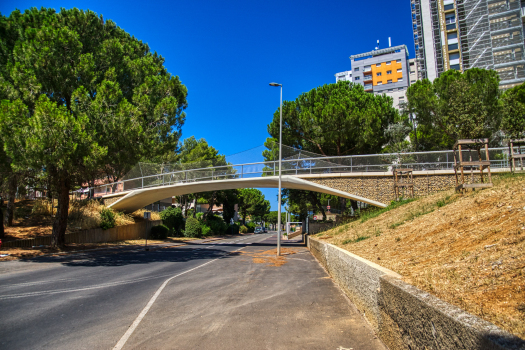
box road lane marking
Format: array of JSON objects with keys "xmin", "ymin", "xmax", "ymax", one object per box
[{"xmin": 112, "ymin": 243, "xmax": 251, "ymax": 350}]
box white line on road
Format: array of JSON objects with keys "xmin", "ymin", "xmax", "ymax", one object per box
[{"xmin": 112, "ymin": 242, "xmax": 253, "ymax": 350}]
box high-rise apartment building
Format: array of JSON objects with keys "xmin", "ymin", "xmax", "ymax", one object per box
[
  {"xmin": 411, "ymin": 0, "xmax": 525, "ymax": 89},
  {"xmin": 334, "ymin": 70, "xmax": 353, "ymax": 82},
  {"xmin": 350, "ymin": 45, "xmax": 412, "ymax": 109}
]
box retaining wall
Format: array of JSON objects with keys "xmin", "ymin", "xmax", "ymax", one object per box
[
  {"xmin": 307, "ymin": 236, "xmax": 525, "ymax": 350},
  {"xmin": 302, "ymin": 170, "xmax": 501, "ymax": 204},
  {"xmin": 3, "ymin": 220, "xmax": 162, "ymax": 248}
]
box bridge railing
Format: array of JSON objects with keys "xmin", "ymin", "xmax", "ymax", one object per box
[{"xmin": 86, "ymin": 147, "xmax": 512, "ymax": 198}]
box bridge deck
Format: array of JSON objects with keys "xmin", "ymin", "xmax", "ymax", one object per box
[{"xmin": 107, "ymin": 175, "xmax": 387, "ymax": 213}]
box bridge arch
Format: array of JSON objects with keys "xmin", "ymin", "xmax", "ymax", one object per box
[{"xmin": 107, "ymin": 175, "xmax": 387, "ymax": 213}]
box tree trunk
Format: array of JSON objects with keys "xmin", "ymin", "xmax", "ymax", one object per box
[
  {"xmin": 5, "ymin": 174, "xmax": 17, "ymax": 227},
  {"xmin": 51, "ymin": 175, "xmax": 71, "ymax": 248},
  {"xmin": 350, "ymin": 200, "xmax": 358, "ymax": 214},
  {"xmin": 0, "ymin": 206, "xmax": 4, "ymax": 239},
  {"xmin": 308, "ymin": 192, "xmax": 326, "ymax": 221},
  {"xmin": 339, "ymin": 197, "xmax": 346, "ymax": 215}
]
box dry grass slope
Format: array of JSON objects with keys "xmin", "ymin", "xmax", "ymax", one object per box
[{"xmin": 316, "ymin": 173, "xmax": 525, "ymax": 339}]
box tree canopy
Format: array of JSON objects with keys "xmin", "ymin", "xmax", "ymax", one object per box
[
  {"xmin": 267, "ymin": 81, "xmax": 399, "ymax": 156},
  {"xmin": 0, "ymin": 8, "xmax": 187, "ymax": 246},
  {"xmin": 501, "ymin": 83, "xmax": 525, "ymax": 140},
  {"xmin": 405, "ymin": 68, "xmax": 500, "ymax": 149},
  {"xmin": 237, "ymin": 189, "xmax": 270, "ymax": 224}
]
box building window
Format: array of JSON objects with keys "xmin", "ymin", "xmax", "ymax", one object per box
[
  {"xmin": 397, "ymin": 68, "xmax": 402, "ymax": 72},
  {"xmin": 387, "ymin": 79, "xmax": 392, "ymax": 83},
  {"xmin": 448, "ymin": 43, "xmax": 458, "ymax": 50},
  {"xmin": 377, "ymin": 72, "xmax": 382, "ymax": 76},
  {"xmin": 399, "ymin": 97, "xmax": 405, "ymax": 102},
  {"xmin": 450, "ymin": 64, "xmax": 460, "ymax": 70},
  {"xmin": 446, "ymin": 14, "xmax": 456, "ymax": 30},
  {"xmin": 376, "ymin": 63, "xmax": 382, "ymax": 67},
  {"xmin": 398, "ymin": 78, "xmax": 403, "ymax": 82},
  {"xmin": 411, "ymin": 80, "xmax": 416, "ymax": 83},
  {"xmin": 377, "ymin": 81, "xmax": 382, "ymax": 85},
  {"xmin": 396, "ymin": 59, "xmax": 401, "ymax": 63},
  {"xmin": 387, "ymin": 61, "xmax": 392, "ymax": 65},
  {"xmin": 387, "ymin": 70, "xmax": 392, "ymax": 74},
  {"xmin": 449, "ymin": 52, "xmax": 460, "ymax": 65},
  {"xmin": 444, "ymin": 3, "xmax": 454, "ymax": 11},
  {"xmin": 388, "ymin": 89, "xmax": 394, "ymax": 92},
  {"xmin": 364, "ymin": 65, "xmax": 371, "ymax": 72},
  {"xmin": 354, "ymin": 67, "xmax": 359, "ymax": 71},
  {"xmin": 355, "ymin": 76, "xmax": 360, "ymax": 80}
]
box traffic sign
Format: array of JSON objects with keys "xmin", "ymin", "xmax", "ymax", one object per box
[
  {"xmin": 313, "ymin": 215, "xmax": 318, "ymax": 220},
  {"xmin": 327, "ymin": 205, "xmax": 330, "ymax": 210}
]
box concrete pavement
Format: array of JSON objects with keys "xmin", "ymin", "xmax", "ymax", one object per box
[{"xmin": 0, "ymin": 233, "xmax": 386, "ymax": 350}]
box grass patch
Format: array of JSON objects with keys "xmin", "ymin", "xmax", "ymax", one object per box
[
  {"xmin": 342, "ymin": 235, "xmax": 371, "ymax": 244},
  {"xmin": 359, "ymin": 198, "xmax": 417, "ymax": 223}
]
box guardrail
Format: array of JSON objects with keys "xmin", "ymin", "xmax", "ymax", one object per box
[{"xmin": 84, "ymin": 147, "xmax": 516, "ymax": 198}]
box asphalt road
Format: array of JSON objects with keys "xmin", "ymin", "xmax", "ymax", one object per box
[{"xmin": 0, "ymin": 233, "xmax": 386, "ymax": 350}]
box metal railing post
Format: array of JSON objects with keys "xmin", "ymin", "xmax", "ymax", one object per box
[{"xmin": 241, "ymin": 165, "xmax": 244, "ymax": 178}]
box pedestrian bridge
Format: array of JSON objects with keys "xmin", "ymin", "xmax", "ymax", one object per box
[
  {"xmin": 105, "ymin": 175, "xmax": 387, "ymax": 213},
  {"xmin": 90, "ymin": 146, "xmax": 512, "ymax": 213}
]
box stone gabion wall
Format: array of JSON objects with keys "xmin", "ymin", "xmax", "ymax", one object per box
[
  {"xmin": 103, "ymin": 194, "xmax": 126, "ymax": 206},
  {"xmin": 307, "ymin": 172, "xmax": 494, "ymax": 204}
]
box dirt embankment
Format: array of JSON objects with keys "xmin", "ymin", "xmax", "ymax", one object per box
[{"xmin": 316, "ymin": 173, "xmax": 525, "ymax": 339}]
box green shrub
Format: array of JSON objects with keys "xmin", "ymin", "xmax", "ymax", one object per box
[
  {"xmin": 246, "ymin": 222, "xmax": 256, "ymax": 233},
  {"xmin": 196, "ymin": 212, "xmax": 204, "ymax": 220},
  {"xmin": 160, "ymin": 207, "xmax": 184, "ymax": 236},
  {"xmin": 150, "ymin": 224, "xmax": 169, "ymax": 239},
  {"xmin": 100, "ymin": 208, "xmax": 116, "ymax": 230},
  {"xmin": 239, "ymin": 225, "xmax": 248, "ymax": 233},
  {"xmin": 207, "ymin": 220, "xmax": 227, "ymax": 235},
  {"xmin": 184, "ymin": 217, "xmax": 202, "ymax": 238},
  {"xmin": 201, "ymin": 224, "xmax": 212, "ymax": 236},
  {"xmin": 227, "ymin": 223, "xmax": 240, "ymax": 235}
]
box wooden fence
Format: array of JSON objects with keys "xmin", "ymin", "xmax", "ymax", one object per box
[{"xmin": 2, "ymin": 220, "xmax": 162, "ymax": 248}]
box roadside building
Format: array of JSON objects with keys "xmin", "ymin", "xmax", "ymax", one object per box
[
  {"xmin": 411, "ymin": 0, "xmax": 525, "ymax": 89},
  {"xmin": 334, "ymin": 70, "xmax": 353, "ymax": 82},
  {"xmin": 350, "ymin": 44, "xmax": 412, "ymax": 109}
]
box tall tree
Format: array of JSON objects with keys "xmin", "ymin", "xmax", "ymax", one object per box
[
  {"xmin": 405, "ymin": 68, "xmax": 500, "ymax": 149},
  {"xmin": 237, "ymin": 189, "xmax": 270, "ymax": 224},
  {"xmin": 267, "ymin": 81, "xmax": 398, "ymax": 156},
  {"xmin": 265, "ymin": 81, "xmax": 398, "ymax": 218},
  {"xmin": 501, "ymin": 83, "xmax": 525, "ymax": 140},
  {"xmin": 0, "ymin": 8, "xmax": 187, "ymax": 247}
]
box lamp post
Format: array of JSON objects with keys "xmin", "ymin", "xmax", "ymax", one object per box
[{"xmin": 269, "ymin": 82, "xmax": 282, "ymax": 256}]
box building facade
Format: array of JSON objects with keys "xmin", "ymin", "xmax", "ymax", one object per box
[
  {"xmin": 411, "ymin": 0, "xmax": 525, "ymax": 89},
  {"xmin": 350, "ymin": 45, "xmax": 412, "ymax": 109},
  {"xmin": 335, "ymin": 70, "xmax": 353, "ymax": 82}
]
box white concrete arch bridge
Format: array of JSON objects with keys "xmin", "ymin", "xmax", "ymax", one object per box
[{"xmin": 90, "ymin": 146, "xmax": 512, "ymax": 213}]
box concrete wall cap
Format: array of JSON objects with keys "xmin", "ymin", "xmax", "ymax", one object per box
[{"xmin": 309, "ymin": 237, "xmax": 402, "ymax": 279}]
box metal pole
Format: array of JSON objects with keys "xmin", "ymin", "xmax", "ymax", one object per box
[{"xmin": 277, "ymin": 85, "xmax": 282, "ymax": 256}]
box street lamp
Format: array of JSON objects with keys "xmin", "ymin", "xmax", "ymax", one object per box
[{"xmin": 269, "ymin": 82, "xmax": 282, "ymax": 256}]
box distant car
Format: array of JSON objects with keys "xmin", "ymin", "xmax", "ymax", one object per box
[
  {"xmin": 262, "ymin": 227, "xmax": 267, "ymax": 233},
  {"xmin": 254, "ymin": 227, "xmax": 262, "ymax": 234}
]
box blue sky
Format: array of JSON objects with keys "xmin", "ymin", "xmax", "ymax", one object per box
[{"xmin": 1, "ymin": 0, "xmax": 415, "ymax": 210}]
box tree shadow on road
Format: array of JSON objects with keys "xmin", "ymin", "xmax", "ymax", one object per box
[{"xmin": 17, "ymin": 247, "xmax": 241, "ymax": 268}]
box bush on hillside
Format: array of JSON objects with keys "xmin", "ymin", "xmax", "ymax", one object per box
[
  {"xmin": 204, "ymin": 214, "xmax": 228, "ymax": 235},
  {"xmin": 160, "ymin": 207, "xmax": 184, "ymax": 236},
  {"xmin": 201, "ymin": 223, "xmax": 212, "ymax": 236},
  {"xmin": 100, "ymin": 208, "xmax": 116, "ymax": 230},
  {"xmin": 150, "ymin": 224, "xmax": 169, "ymax": 239},
  {"xmin": 184, "ymin": 217, "xmax": 202, "ymax": 238}
]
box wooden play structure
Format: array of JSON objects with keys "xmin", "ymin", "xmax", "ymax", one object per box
[
  {"xmin": 453, "ymin": 139, "xmax": 493, "ymax": 193},
  {"xmin": 393, "ymin": 168, "xmax": 414, "ymax": 200},
  {"xmin": 508, "ymin": 139, "xmax": 525, "ymax": 173}
]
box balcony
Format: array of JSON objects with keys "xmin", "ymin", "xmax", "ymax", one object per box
[
  {"xmin": 364, "ymin": 84, "xmax": 373, "ymax": 90},
  {"xmin": 364, "ymin": 66, "xmax": 372, "ymax": 72},
  {"xmin": 363, "ymin": 75, "xmax": 373, "ymax": 81},
  {"xmin": 446, "ymin": 23, "xmax": 456, "ymax": 30}
]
